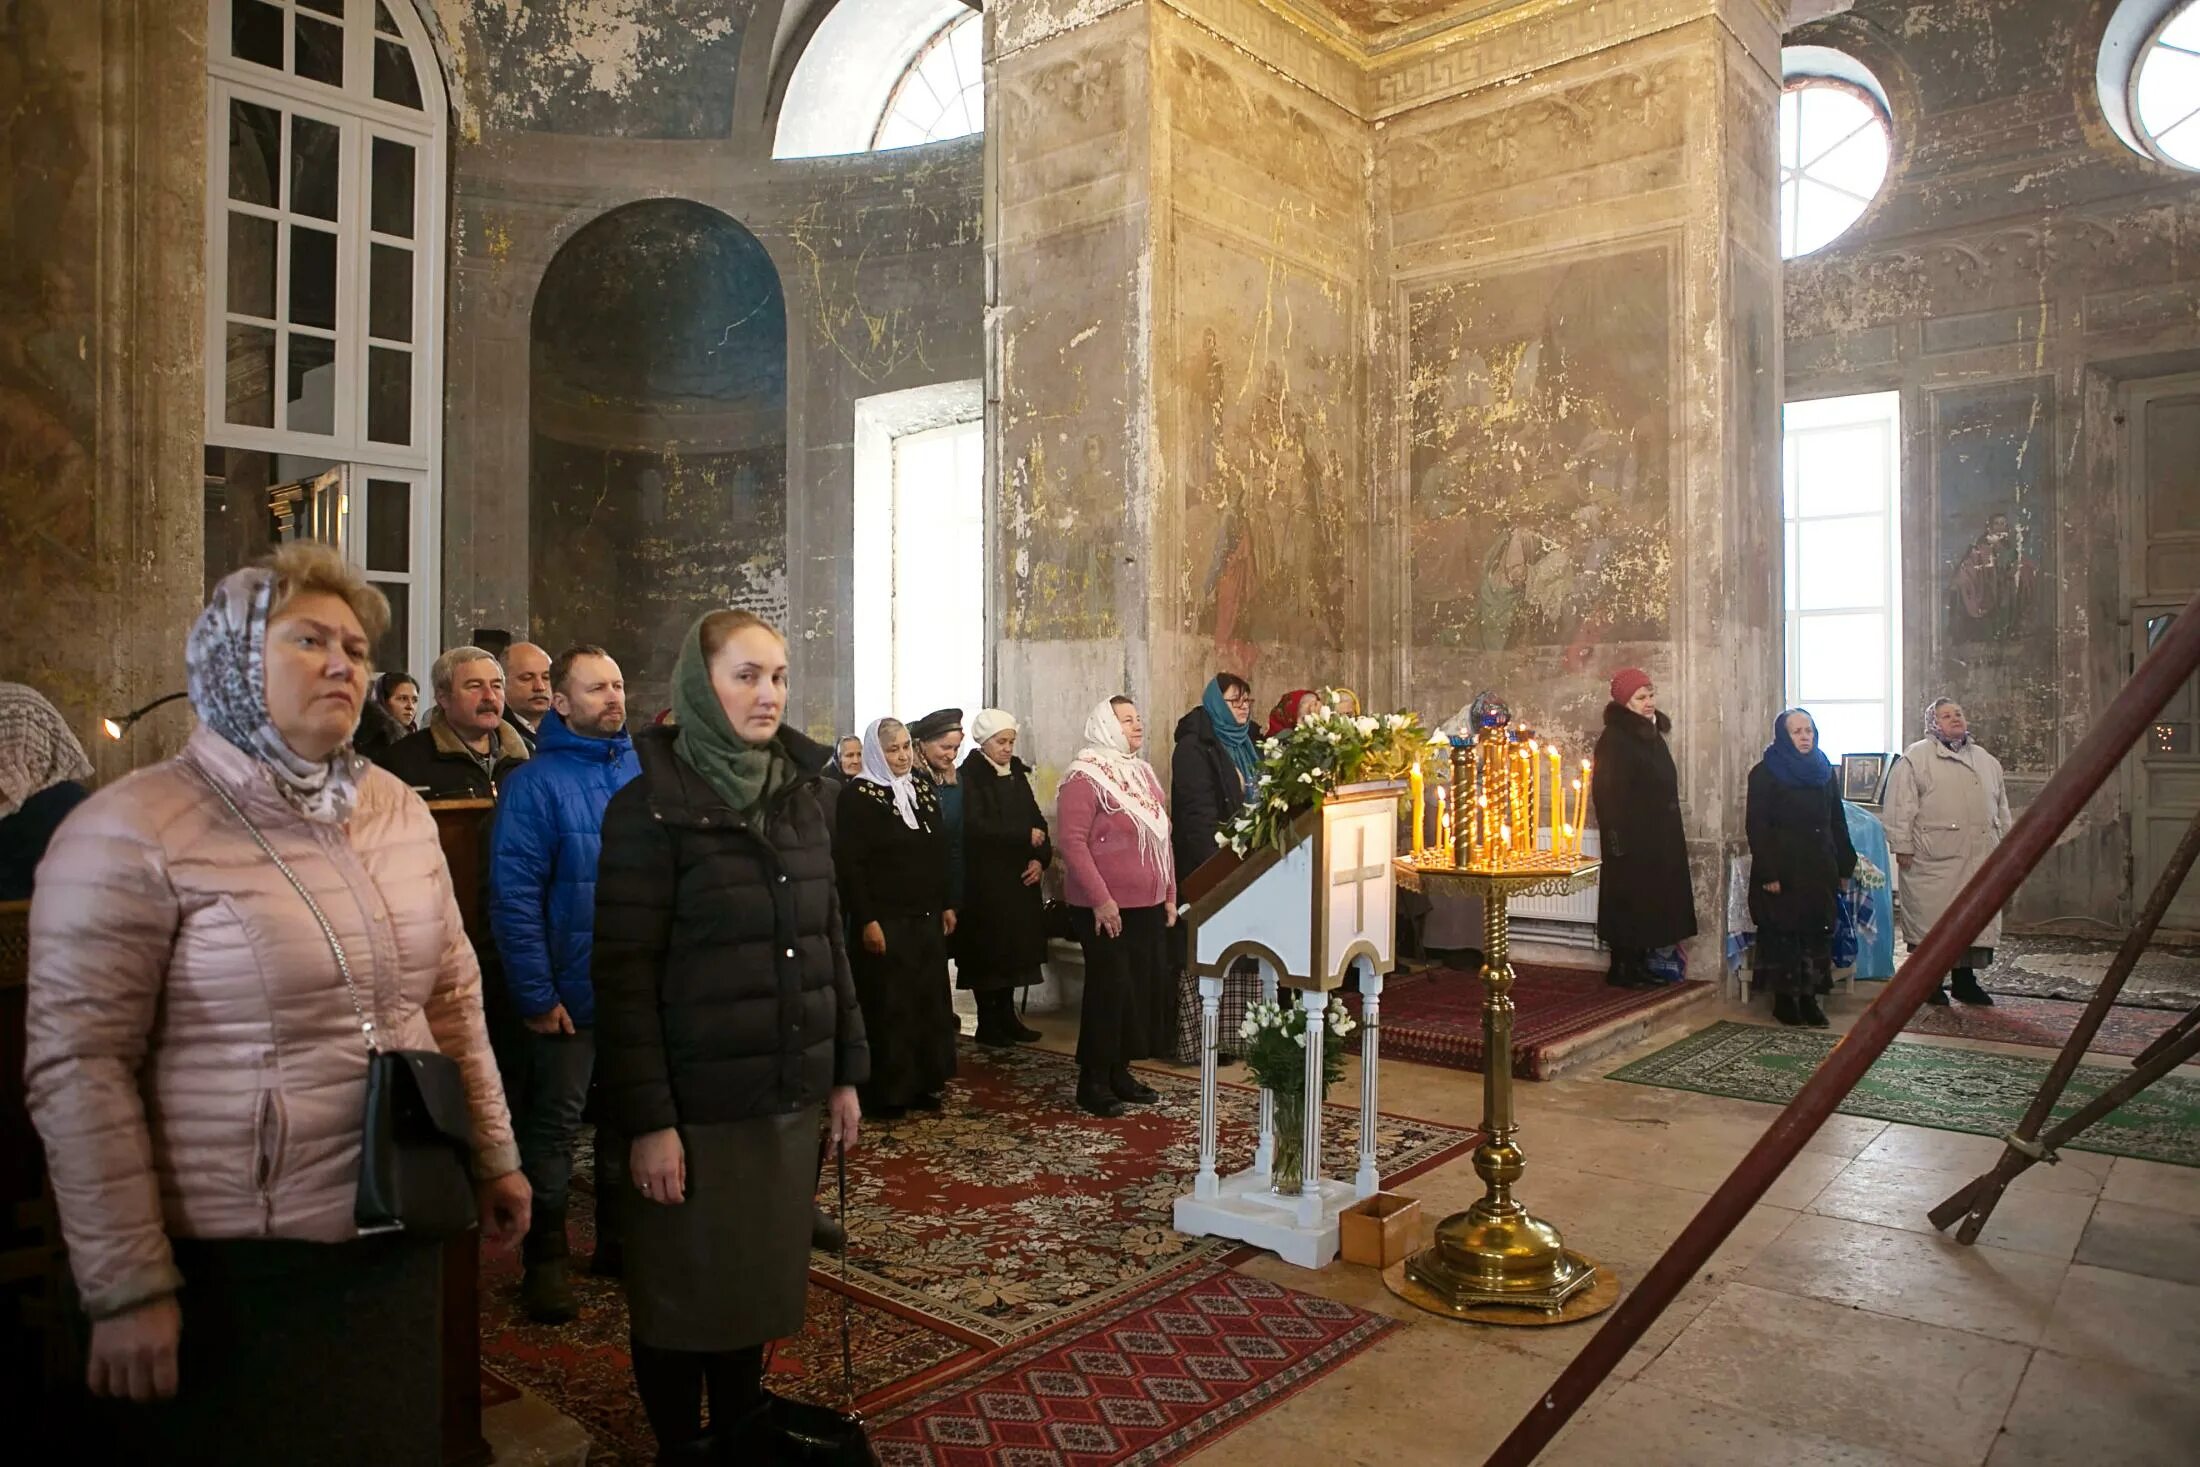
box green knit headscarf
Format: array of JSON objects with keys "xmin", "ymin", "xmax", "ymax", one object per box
[{"xmin": 671, "ymin": 612, "xmax": 794, "ymax": 814}]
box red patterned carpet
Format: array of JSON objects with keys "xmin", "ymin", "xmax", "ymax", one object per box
[
  {"xmin": 1899, "ymin": 991, "xmax": 2185, "ymax": 1058},
  {"xmin": 1348, "ymin": 964, "xmax": 1714, "ymax": 1080},
  {"xmin": 482, "ymin": 1041, "xmax": 1475, "ymax": 1463},
  {"xmin": 868, "ymin": 1262, "xmax": 1395, "ymax": 1466}
]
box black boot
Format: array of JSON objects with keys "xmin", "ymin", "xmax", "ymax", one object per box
[
  {"xmin": 1799, "ymin": 994, "xmax": 1830, "ymax": 1028},
  {"xmin": 1924, "ymin": 984, "xmax": 1951, "ymax": 1007},
  {"xmin": 1772, "ymin": 993, "xmax": 1803, "ymax": 1027},
  {"xmin": 1111, "ymin": 1065, "xmax": 1160, "ymax": 1105},
  {"xmin": 1950, "ymin": 968, "xmax": 1994, "ymax": 1006},
  {"xmin": 590, "ymin": 1239, "xmax": 624, "ymax": 1278},
  {"xmin": 1008, "ymin": 992, "xmax": 1043, "ymax": 1043},
  {"xmin": 811, "ymin": 1203, "xmax": 846, "ymax": 1254},
  {"xmin": 522, "ymin": 1255, "xmax": 578, "ymax": 1324},
  {"xmin": 653, "ymin": 1435, "xmax": 720, "ymax": 1465},
  {"xmin": 1077, "ymin": 1068, "xmax": 1125, "ymax": 1117},
  {"xmin": 974, "ymin": 991, "xmax": 1017, "ymax": 1048}
]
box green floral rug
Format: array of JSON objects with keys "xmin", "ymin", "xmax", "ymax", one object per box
[{"xmin": 1608, "ymin": 1021, "xmax": 2200, "ymax": 1169}]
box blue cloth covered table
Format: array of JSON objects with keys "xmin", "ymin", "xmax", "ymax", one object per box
[{"xmin": 1841, "ymin": 803, "xmax": 1896, "ymax": 980}]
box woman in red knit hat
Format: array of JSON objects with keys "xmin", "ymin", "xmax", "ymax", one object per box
[{"xmin": 1590, "ymin": 669, "xmax": 1697, "ymax": 987}]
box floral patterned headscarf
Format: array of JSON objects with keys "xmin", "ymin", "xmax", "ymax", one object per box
[{"xmin": 187, "ymin": 566, "xmax": 365, "ymax": 824}]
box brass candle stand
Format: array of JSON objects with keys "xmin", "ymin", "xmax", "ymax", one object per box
[{"xmin": 1388, "ymin": 853, "xmax": 1613, "ymax": 1321}]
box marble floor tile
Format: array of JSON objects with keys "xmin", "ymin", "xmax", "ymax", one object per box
[
  {"xmin": 1740, "ymin": 1211, "xmax": 2067, "ymax": 1345},
  {"xmin": 2101, "ymin": 1155, "xmax": 2200, "ymax": 1218},
  {"xmin": 2072, "ymin": 1197, "xmax": 2200, "ymax": 1286},
  {"xmin": 1986, "ymin": 1348, "xmax": 2200, "ymax": 1467},
  {"xmin": 1638, "ymin": 1281, "xmax": 2031, "ymax": 1466},
  {"xmin": 2040, "ymin": 1262, "xmax": 2200, "ymax": 1378},
  {"xmin": 1808, "ymin": 1158, "xmax": 2098, "ymax": 1260},
  {"xmin": 1555, "ymin": 1376, "xmax": 1938, "ymax": 1466},
  {"xmin": 1853, "ymin": 1124, "xmax": 2113, "ymax": 1195}
]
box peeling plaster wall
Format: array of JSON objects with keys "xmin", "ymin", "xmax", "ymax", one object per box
[
  {"xmin": 1785, "ymin": 0, "xmax": 2200, "ymax": 930},
  {"xmin": 434, "ymin": 1, "xmax": 983, "ymax": 740},
  {"xmin": 0, "ymin": 2, "xmax": 205, "ymax": 772},
  {"xmin": 1378, "ymin": 17, "xmax": 1784, "ymax": 964}
]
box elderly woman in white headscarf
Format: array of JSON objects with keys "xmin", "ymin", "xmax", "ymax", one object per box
[
  {"xmin": 0, "ymin": 682, "xmax": 95, "ymax": 900},
  {"xmin": 1055, "ymin": 696, "xmax": 1175, "ymax": 1118},
  {"xmin": 1882, "ymin": 695, "xmax": 2011, "ymax": 1007},
  {"xmin": 954, "ymin": 709, "xmax": 1053, "ymax": 1047},
  {"xmin": 835, "ymin": 716, "xmax": 957, "ymax": 1118},
  {"xmin": 23, "ymin": 543, "xmax": 526, "ymax": 1462}
]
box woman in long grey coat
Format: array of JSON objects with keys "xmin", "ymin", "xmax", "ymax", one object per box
[{"xmin": 1881, "ymin": 697, "xmax": 2011, "ymax": 1006}]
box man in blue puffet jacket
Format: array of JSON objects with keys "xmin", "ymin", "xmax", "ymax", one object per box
[{"xmin": 488, "ymin": 644, "xmax": 639, "ymax": 1323}]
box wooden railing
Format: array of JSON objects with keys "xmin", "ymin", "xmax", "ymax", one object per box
[{"xmin": 1485, "ymin": 588, "xmax": 2200, "ymax": 1466}]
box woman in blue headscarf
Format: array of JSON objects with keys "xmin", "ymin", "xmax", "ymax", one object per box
[{"xmin": 1746, "ymin": 708, "xmax": 1858, "ymax": 1028}]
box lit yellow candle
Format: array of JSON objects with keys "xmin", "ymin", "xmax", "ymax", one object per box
[
  {"xmin": 1550, "ymin": 749, "xmax": 1562, "ymax": 851},
  {"xmin": 1574, "ymin": 762, "xmax": 1590, "ymax": 851},
  {"xmin": 1408, "ymin": 760, "xmax": 1425, "ymax": 857}
]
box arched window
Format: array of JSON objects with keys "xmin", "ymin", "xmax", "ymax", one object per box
[
  {"xmin": 1779, "ymin": 52, "xmax": 1893, "ymax": 259},
  {"xmin": 204, "ymin": 0, "xmax": 447, "ymax": 679},
  {"xmin": 873, "ymin": 12, "xmax": 983, "ymax": 151},
  {"xmin": 2133, "ymin": 2, "xmax": 2200, "ymax": 168},
  {"xmin": 773, "ymin": 0, "xmax": 981, "ymax": 160}
]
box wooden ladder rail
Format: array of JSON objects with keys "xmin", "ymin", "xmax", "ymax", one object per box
[{"xmin": 1483, "ymin": 587, "xmax": 2200, "ymax": 1467}]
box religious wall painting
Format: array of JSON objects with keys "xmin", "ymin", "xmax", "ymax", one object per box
[
  {"xmin": 1406, "ymin": 245, "xmax": 1676, "ymax": 667},
  {"xmin": 1929, "ymin": 377, "xmax": 2059, "ymax": 771},
  {"xmin": 1172, "ymin": 223, "xmax": 1360, "ymax": 680},
  {"xmin": 1001, "ymin": 426, "xmax": 1124, "ymax": 642}
]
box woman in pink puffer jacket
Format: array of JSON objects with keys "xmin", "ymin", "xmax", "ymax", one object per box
[{"xmin": 24, "ymin": 544, "xmax": 528, "ymax": 1462}]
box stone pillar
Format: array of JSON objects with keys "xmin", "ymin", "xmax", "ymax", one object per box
[
  {"xmin": 988, "ymin": 0, "xmax": 1373, "ymax": 796},
  {"xmin": 0, "ymin": 1, "xmax": 207, "ymax": 772},
  {"xmin": 1383, "ymin": 0, "xmax": 1786, "ymax": 970}
]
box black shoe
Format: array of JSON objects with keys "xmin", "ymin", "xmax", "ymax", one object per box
[
  {"xmin": 521, "ymin": 1258, "xmax": 578, "ymax": 1324},
  {"xmin": 870, "ymin": 1101, "xmax": 907, "ymax": 1120},
  {"xmin": 811, "ymin": 1205, "xmax": 847, "ymax": 1254},
  {"xmin": 1799, "ymin": 995, "xmax": 1830, "ymax": 1028},
  {"xmin": 1111, "ymin": 1066, "xmax": 1160, "ymax": 1104},
  {"xmin": 1077, "ymin": 1072, "xmax": 1125, "ymax": 1118},
  {"xmin": 1772, "ymin": 994, "xmax": 1803, "ymax": 1027},
  {"xmin": 1950, "ymin": 971, "xmax": 1994, "ymax": 1006},
  {"xmin": 974, "ymin": 1026, "xmax": 1018, "ymax": 1049},
  {"xmin": 589, "ymin": 1240, "xmax": 624, "ymax": 1278},
  {"xmin": 1009, "ymin": 1014, "xmax": 1044, "ymax": 1043},
  {"xmin": 1924, "ymin": 985, "xmax": 1950, "ymax": 1007},
  {"xmin": 912, "ymin": 1092, "xmax": 944, "ymax": 1111},
  {"xmin": 654, "ymin": 1433, "xmax": 720, "ymax": 1465}
]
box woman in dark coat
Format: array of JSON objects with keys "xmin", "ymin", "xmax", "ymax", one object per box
[
  {"xmin": 957, "ymin": 708, "xmax": 1051, "ymax": 1047},
  {"xmin": 594, "ymin": 610, "xmax": 868, "ymax": 1460},
  {"xmin": 1590, "ymin": 668, "xmax": 1697, "ymax": 987},
  {"xmin": 352, "ymin": 671, "xmax": 418, "ymax": 759},
  {"xmin": 1747, "ymin": 708, "xmax": 1857, "ymax": 1028},
  {"xmin": 837, "ymin": 717, "xmax": 958, "ymax": 1117},
  {"xmin": 1167, "ymin": 673, "xmax": 1261, "ymax": 1063}
]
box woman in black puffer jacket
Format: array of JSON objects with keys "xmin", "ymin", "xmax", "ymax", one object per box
[
  {"xmin": 594, "ymin": 610, "xmax": 868, "ymax": 1462},
  {"xmin": 1590, "ymin": 668, "xmax": 1698, "ymax": 987}
]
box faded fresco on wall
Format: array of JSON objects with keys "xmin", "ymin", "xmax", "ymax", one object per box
[
  {"xmin": 1408, "ymin": 245, "xmax": 1675, "ymax": 666},
  {"xmin": 1175, "ymin": 233, "xmax": 1357, "ymax": 679},
  {"xmin": 530, "ymin": 199, "xmax": 787, "ymax": 710},
  {"xmin": 448, "ymin": 0, "xmax": 750, "ymax": 139},
  {"xmin": 1930, "ymin": 377, "xmax": 2057, "ymax": 770}
]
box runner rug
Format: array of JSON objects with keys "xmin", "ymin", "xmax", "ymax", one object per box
[
  {"xmin": 1346, "ymin": 964, "xmax": 1714, "ymax": 1080},
  {"xmin": 866, "ymin": 1261, "xmax": 1395, "ymax": 1466},
  {"xmin": 1608, "ymin": 1020, "xmax": 2200, "ymax": 1168},
  {"xmin": 483, "ymin": 1040, "xmax": 1475, "ymax": 1463},
  {"xmin": 1900, "ymin": 991, "xmax": 2185, "ymax": 1058}
]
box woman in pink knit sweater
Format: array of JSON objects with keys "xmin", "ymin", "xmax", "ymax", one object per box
[{"xmin": 1055, "ymin": 697, "xmax": 1177, "ymax": 1117}]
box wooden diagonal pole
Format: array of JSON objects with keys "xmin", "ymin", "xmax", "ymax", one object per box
[
  {"xmin": 2131, "ymin": 1000, "xmax": 2200, "ymax": 1071},
  {"xmin": 1928, "ymin": 801, "xmax": 2200, "ymax": 1242}
]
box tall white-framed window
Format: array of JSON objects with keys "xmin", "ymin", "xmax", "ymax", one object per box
[
  {"xmin": 1783, "ymin": 392, "xmax": 1904, "ymax": 761},
  {"xmin": 852, "ymin": 383, "xmax": 985, "ymax": 725},
  {"xmin": 204, "ymin": 0, "xmax": 446, "ymax": 679}
]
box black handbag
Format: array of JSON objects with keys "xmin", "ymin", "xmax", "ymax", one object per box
[
  {"xmin": 760, "ymin": 1149, "xmax": 880, "ymax": 1465},
  {"xmin": 193, "ymin": 765, "xmax": 479, "ymax": 1238}
]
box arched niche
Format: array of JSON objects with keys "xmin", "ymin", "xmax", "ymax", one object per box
[{"xmin": 529, "ymin": 199, "xmax": 789, "ymax": 712}]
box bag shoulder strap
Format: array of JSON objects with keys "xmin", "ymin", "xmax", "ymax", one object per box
[{"xmin": 185, "ymin": 759, "xmax": 382, "ymax": 1055}]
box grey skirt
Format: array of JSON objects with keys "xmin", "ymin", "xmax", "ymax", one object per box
[{"xmin": 622, "ymin": 1106, "xmax": 821, "ymax": 1352}]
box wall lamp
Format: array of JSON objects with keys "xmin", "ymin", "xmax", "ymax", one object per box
[{"xmin": 103, "ymin": 691, "xmax": 189, "ymax": 741}]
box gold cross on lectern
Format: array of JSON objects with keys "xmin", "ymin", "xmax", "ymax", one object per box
[{"xmin": 1331, "ymin": 823, "xmax": 1386, "ymax": 931}]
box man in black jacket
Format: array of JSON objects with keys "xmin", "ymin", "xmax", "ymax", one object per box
[{"xmin": 376, "ymin": 645, "xmax": 531, "ymax": 799}]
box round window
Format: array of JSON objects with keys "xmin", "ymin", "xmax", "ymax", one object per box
[
  {"xmin": 1780, "ymin": 76, "xmax": 1893, "ymax": 259},
  {"xmin": 2134, "ymin": 2, "xmax": 2200, "ymax": 168}
]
